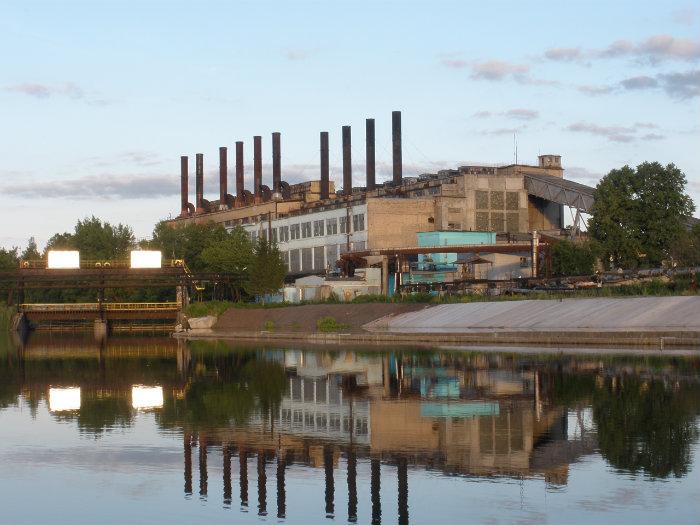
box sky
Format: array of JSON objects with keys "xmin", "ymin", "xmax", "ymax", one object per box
[{"xmin": 1, "ymin": 0, "xmax": 699, "ymax": 250}]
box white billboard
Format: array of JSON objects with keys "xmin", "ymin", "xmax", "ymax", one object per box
[
  {"xmin": 131, "ymin": 385, "xmax": 164, "ymax": 410},
  {"xmin": 130, "ymin": 250, "xmax": 162, "ymax": 269},
  {"xmin": 48, "ymin": 387, "xmax": 81, "ymax": 412},
  {"xmin": 47, "ymin": 251, "xmax": 80, "ymax": 269}
]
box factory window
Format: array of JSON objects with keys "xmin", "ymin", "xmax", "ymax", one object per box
[
  {"xmin": 353, "ymin": 241, "xmax": 366, "ymax": 251},
  {"xmin": 490, "ymin": 191, "xmax": 505, "ymax": 209},
  {"xmin": 490, "ymin": 212, "xmax": 505, "ymax": 232},
  {"xmin": 301, "ymin": 247, "xmax": 313, "ymax": 270},
  {"xmin": 326, "ymin": 218, "xmax": 338, "ymax": 235},
  {"xmin": 313, "ymin": 246, "xmax": 324, "ymax": 269},
  {"xmin": 339, "ymin": 216, "xmax": 348, "ymax": 234},
  {"xmin": 520, "ymin": 257, "xmax": 529, "ymax": 268},
  {"xmin": 271, "ymin": 228, "xmax": 278, "ymax": 243},
  {"xmin": 448, "ymin": 222, "xmax": 462, "ymax": 230},
  {"xmin": 260, "ymin": 229, "xmax": 267, "ymax": 242},
  {"xmin": 353, "ymin": 213, "xmax": 365, "ymax": 231},
  {"xmin": 290, "ymin": 224, "xmax": 300, "ymax": 240},
  {"xmin": 428, "ymin": 186, "xmax": 441, "ymax": 195},
  {"xmin": 281, "ymin": 251, "xmax": 290, "ymax": 270},
  {"xmin": 279, "ymin": 225, "xmax": 289, "ymax": 243},
  {"xmin": 475, "ymin": 191, "xmax": 489, "ymax": 209},
  {"xmin": 506, "ymin": 192, "xmax": 519, "ymax": 210},
  {"xmin": 325, "ymin": 245, "xmax": 338, "ymax": 267},
  {"xmin": 506, "ymin": 213, "xmax": 520, "ymax": 233},
  {"xmin": 313, "ymin": 219, "xmax": 325, "ymax": 237},
  {"xmin": 301, "ymin": 222, "xmax": 312, "ymax": 238},
  {"xmin": 476, "ymin": 212, "xmax": 489, "ymax": 231},
  {"xmin": 289, "ymin": 250, "xmax": 300, "ymax": 272}
]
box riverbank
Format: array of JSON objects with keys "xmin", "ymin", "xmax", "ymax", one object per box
[{"xmin": 180, "ymin": 296, "xmax": 700, "ymax": 349}]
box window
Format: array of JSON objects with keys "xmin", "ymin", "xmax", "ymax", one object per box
[
  {"xmin": 290, "ymin": 224, "xmax": 300, "ymax": 240},
  {"xmin": 326, "ymin": 245, "xmax": 338, "ymax": 267},
  {"xmin": 314, "ymin": 246, "xmax": 324, "ymax": 269},
  {"xmin": 353, "ymin": 213, "xmax": 365, "ymax": 232},
  {"xmin": 271, "ymin": 227, "xmax": 277, "ymax": 243},
  {"xmin": 279, "ymin": 225, "xmax": 289, "ymax": 243},
  {"xmin": 520, "ymin": 257, "xmax": 529, "ymax": 268},
  {"xmin": 339, "ymin": 216, "xmax": 348, "ymax": 234},
  {"xmin": 301, "ymin": 222, "xmax": 312, "ymax": 238},
  {"xmin": 289, "ymin": 250, "xmax": 300, "ymax": 272},
  {"xmin": 326, "ymin": 218, "xmax": 338, "ymax": 235},
  {"xmin": 301, "ymin": 247, "xmax": 312, "ymax": 270},
  {"xmin": 313, "ymin": 219, "xmax": 325, "ymax": 237},
  {"xmin": 250, "ymin": 231, "xmax": 257, "ymax": 244},
  {"xmin": 353, "ymin": 241, "xmax": 366, "ymax": 251}
]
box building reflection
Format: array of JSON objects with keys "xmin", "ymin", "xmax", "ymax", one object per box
[{"xmin": 2, "ymin": 333, "xmax": 700, "ymax": 523}]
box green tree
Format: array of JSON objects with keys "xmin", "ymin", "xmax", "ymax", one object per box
[
  {"xmin": 20, "ymin": 237, "xmax": 41, "ymax": 262},
  {"xmin": 671, "ymin": 221, "xmax": 700, "ymax": 267},
  {"xmin": 551, "ymin": 240, "xmax": 599, "ymax": 276},
  {"xmin": 44, "ymin": 217, "xmax": 135, "ymax": 261},
  {"xmin": 200, "ymin": 226, "xmax": 253, "ymax": 300},
  {"xmin": 150, "ymin": 221, "xmax": 229, "ymax": 272},
  {"xmin": 589, "ymin": 162, "xmax": 695, "ymax": 268},
  {"xmin": 0, "ymin": 248, "xmax": 19, "ymax": 271},
  {"xmin": 245, "ymin": 236, "xmax": 286, "ymax": 300}
]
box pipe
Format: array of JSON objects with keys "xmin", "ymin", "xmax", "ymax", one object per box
[
  {"xmin": 392, "ymin": 110, "xmax": 402, "ymax": 185},
  {"xmin": 366, "ymin": 118, "xmax": 376, "ymax": 191},
  {"xmin": 235, "ymin": 141, "xmax": 244, "ymax": 197},
  {"xmin": 219, "ymin": 146, "xmax": 228, "ymax": 207},
  {"xmin": 254, "ymin": 135, "xmax": 262, "ymax": 198},
  {"xmin": 342, "ymin": 125, "xmax": 352, "ymax": 196},
  {"xmin": 180, "ymin": 155, "xmax": 189, "ymax": 216},
  {"xmin": 320, "ymin": 131, "xmax": 329, "ymax": 200},
  {"xmin": 272, "ymin": 132, "xmax": 281, "ymax": 193},
  {"xmin": 195, "ymin": 153, "xmax": 204, "ymax": 213}
]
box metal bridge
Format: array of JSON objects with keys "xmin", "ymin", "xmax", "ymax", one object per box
[
  {"xmin": 523, "ymin": 172, "xmax": 595, "ymax": 214},
  {"xmin": 19, "ymin": 302, "xmax": 181, "ymax": 322}
]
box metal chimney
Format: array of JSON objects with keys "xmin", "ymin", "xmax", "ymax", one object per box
[
  {"xmin": 392, "ymin": 110, "xmax": 402, "ymax": 185},
  {"xmin": 235, "ymin": 141, "xmax": 244, "ymax": 197},
  {"xmin": 180, "ymin": 155, "xmax": 189, "ymax": 216},
  {"xmin": 195, "ymin": 153, "xmax": 204, "ymax": 213},
  {"xmin": 342, "ymin": 125, "xmax": 352, "ymax": 196},
  {"xmin": 366, "ymin": 118, "xmax": 376, "ymax": 190},
  {"xmin": 320, "ymin": 131, "xmax": 329, "ymax": 200},
  {"xmin": 219, "ymin": 146, "xmax": 227, "ymax": 206},
  {"xmin": 272, "ymin": 132, "xmax": 281, "ymax": 193},
  {"xmin": 253, "ymin": 135, "xmax": 262, "ymax": 198}
]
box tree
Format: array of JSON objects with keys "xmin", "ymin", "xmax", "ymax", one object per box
[
  {"xmin": 150, "ymin": 221, "xmax": 229, "ymax": 272},
  {"xmin": 0, "ymin": 248, "xmax": 19, "ymax": 271},
  {"xmin": 20, "ymin": 237, "xmax": 41, "ymax": 262},
  {"xmin": 671, "ymin": 221, "xmax": 700, "ymax": 267},
  {"xmin": 44, "ymin": 217, "xmax": 135, "ymax": 260},
  {"xmin": 589, "ymin": 162, "xmax": 695, "ymax": 268},
  {"xmin": 200, "ymin": 227, "xmax": 254, "ymax": 300},
  {"xmin": 245, "ymin": 236, "xmax": 287, "ymax": 301},
  {"xmin": 551, "ymin": 240, "xmax": 599, "ymax": 276}
]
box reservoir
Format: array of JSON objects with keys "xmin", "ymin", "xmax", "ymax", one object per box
[{"xmin": 1, "ymin": 334, "xmax": 699, "ymax": 524}]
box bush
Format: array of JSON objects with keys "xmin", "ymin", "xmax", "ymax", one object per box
[
  {"xmin": 185, "ymin": 300, "xmax": 234, "ymax": 318},
  {"xmin": 316, "ymin": 316, "xmax": 349, "ymax": 332},
  {"xmin": 551, "ymin": 240, "xmax": 598, "ymax": 276},
  {"xmin": 262, "ymin": 320, "xmax": 275, "ymax": 331}
]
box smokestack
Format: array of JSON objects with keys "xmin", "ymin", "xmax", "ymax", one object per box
[
  {"xmin": 253, "ymin": 135, "xmax": 262, "ymax": 197},
  {"xmin": 235, "ymin": 141, "xmax": 244, "ymax": 197},
  {"xmin": 366, "ymin": 118, "xmax": 375, "ymax": 191},
  {"xmin": 180, "ymin": 155, "xmax": 189, "ymax": 216},
  {"xmin": 272, "ymin": 132, "xmax": 281, "ymax": 193},
  {"xmin": 195, "ymin": 153, "xmax": 204, "ymax": 213},
  {"xmin": 342, "ymin": 125, "xmax": 352, "ymax": 196},
  {"xmin": 219, "ymin": 146, "xmax": 227, "ymax": 206},
  {"xmin": 392, "ymin": 110, "xmax": 402, "ymax": 185},
  {"xmin": 320, "ymin": 131, "xmax": 329, "ymax": 200}
]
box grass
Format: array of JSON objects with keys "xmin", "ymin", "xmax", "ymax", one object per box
[{"xmin": 316, "ymin": 316, "xmax": 350, "ymax": 332}]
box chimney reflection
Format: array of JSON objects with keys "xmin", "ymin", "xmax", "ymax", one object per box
[
  {"xmin": 324, "ymin": 446, "xmax": 334, "ymax": 517},
  {"xmin": 371, "ymin": 458, "xmax": 381, "ymax": 525},
  {"xmin": 276, "ymin": 451, "xmax": 286, "ymax": 519},
  {"xmin": 257, "ymin": 452, "xmax": 267, "ymax": 516},
  {"xmin": 239, "ymin": 448, "xmax": 248, "ymax": 508},
  {"xmin": 223, "ymin": 444, "xmax": 232, "ymax": 506},
  {"xmin": 184, "ymin": 432, "xmax": 192, "ymax": 496},
  {"xmin": 198, "ymin": 435, "xmax": 207, "ymax": 499},
  {"xmin": 398, "ymin": 457, "xmax": 409, "ymax": 525},
  {"xmin": 347, "ymin": 451, "xmax": 358, "ymax": 523}
]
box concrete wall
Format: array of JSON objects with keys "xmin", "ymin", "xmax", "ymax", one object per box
[{"xmin": 367, "ymin": 198, "xmax": 435, "ymax": 249}]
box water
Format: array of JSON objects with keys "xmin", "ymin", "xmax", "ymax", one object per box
[{"xmin": 1, "ymin": 333, "xmax": 699, "ymax": 524}]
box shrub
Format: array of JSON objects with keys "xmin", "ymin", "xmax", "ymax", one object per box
[
  {"xmin": 262, "ymin": 320, "xmax": 275, "ymax": 331},
  {"xmin": 316, "ymin": 316, "xmax": 349, "ymax": 332}
]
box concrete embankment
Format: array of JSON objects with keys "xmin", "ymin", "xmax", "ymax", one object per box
[{"xmin": 178, "ymin": 296, "xmax": 700, "ymax": 348}]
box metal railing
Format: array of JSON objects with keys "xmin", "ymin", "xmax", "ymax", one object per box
[
  {"xmin": 18, "ymin": 259, "xmax": 186, "ymax": 270},
  {"xmin": 20, "ymin": 302, "xmax": 179, "ymax": 312}
]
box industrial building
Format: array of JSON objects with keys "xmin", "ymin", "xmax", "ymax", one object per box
[{"xmin": 168, "ymin": 111, "xmax": 595, "ymax": 286}]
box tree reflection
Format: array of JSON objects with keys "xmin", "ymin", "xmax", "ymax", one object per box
[{"xmin": 593, "ymin": 377, "xmax": 700, "ymax": 478}]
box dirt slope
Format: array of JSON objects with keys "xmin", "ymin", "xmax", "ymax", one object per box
[{"xmin": 215, "ymin": 303, "xmax": 426, "ymax": 333}]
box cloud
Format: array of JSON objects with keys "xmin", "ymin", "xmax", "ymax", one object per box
[
  {"xmin": 565, "ymin": 166, "xmax": 603, "ymax": 185},
  {"xmin": 658, "ymin": 69, "xmax": 700, "ymax": 99},
  {"xmin": 620, "ymin": 75, "xmax": 659, "ymax": 89},
  {"xmin": 284, "ymin": 49, "xmax": 311, "ymax": 61},
  {"xmin": 85, "ymin": 150, "xmax": 164, "ymax": 168},
  {"xmin": 1, "ymin": 173, "xmax": 179, "ymax": 200},
  {"xmin": 472, "ymin": 110, "xmax": 492, "ymax": 118},
  {"xmin": 441, "ymin": 58, "xmax": 469, "ymax": 68},
  {"xmin": 565, "ymin": 121, "xmax": 665, "ymax": 143},
  {"xmin": 504, "ymin": 108, "xmax": 539, "ymax": 120},
  {"xmin": 470, "ymin": 60, "xmax": 530, "ymax": 80},
  {"xmin": 577, "ymin": 84, "xmax": 615, "ymax": 96},
  {"xmin": 3, "ymin": 81, "xmax": 112, "ymax": 106},
  {"xmin": 544, "ymin": 47, "xmax": 584, "ymax": 62},
  {"xmin": 544, "ymin": 35, "xmax": 700, "ymax": 65}
]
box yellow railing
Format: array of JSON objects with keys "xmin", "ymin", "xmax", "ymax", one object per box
[
  {"xmin": 18, "ymin": 259, "xmax": 186, "ymax": 270},
  {"xmin": 20, "ymin": 302, "xmax": 180, "ymax": 312}
]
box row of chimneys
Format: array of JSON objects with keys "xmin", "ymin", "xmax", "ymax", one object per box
[{"xmin": 180, "ymin": 111, "xmax": 402, "ymax": 216}]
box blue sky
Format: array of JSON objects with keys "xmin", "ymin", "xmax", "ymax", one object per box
[{"xmin": 2, "ymin": 0, "xmax": 699, "ymax": 249}]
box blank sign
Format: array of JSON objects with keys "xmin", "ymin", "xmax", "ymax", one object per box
[
  {"xmin": 47, "ymin": 251, "xmax": 80, "ymax": 269},
  {"xmin": 130, "ymin": 250, "xmax": 162, "ymax": 269}
]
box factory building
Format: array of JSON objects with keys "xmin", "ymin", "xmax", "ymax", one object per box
[{"xmin": 168, "ymin": 111, "xmax": 593, "ymax": 278}]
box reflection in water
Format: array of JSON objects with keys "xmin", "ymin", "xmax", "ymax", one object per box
[{"xmin": 1, "ymin": 332, "xmax": 700, "ymax": 524}]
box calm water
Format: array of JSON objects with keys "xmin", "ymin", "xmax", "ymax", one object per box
[{"xmin": 1, "ymin": 334, "xmax": 699, "ymax": 525}]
